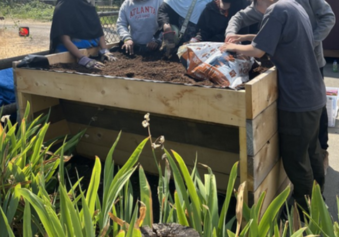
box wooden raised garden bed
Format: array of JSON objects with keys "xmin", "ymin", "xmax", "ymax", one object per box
[{"xmin": 13, "ymin": 46, "xmax": 288, "ymax": 211}]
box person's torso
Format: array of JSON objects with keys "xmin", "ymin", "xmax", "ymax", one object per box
[
  {"xmin": 164, "ymin": 0, "xmax": 211, "ymax": 24},
  {"xmin": 123, "ymin": 0, "xmax": 162, "ymax": 44},
  {"xmin": 200, "ymin": 1, "xmax": 245, "ymax": 41},
  {"xmin": 266, "ymin": 0, "xmax": 326, "ymax": 112}
]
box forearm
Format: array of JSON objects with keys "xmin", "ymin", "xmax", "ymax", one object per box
[
  {"xmin": 232, "ymin": 44, "xmax": 265, "ymax": 58},
  {"xmin": 60, "ymin": 35, "xmax": 84, "ymax": 59},
  {"xmin": 244, "ymin": 34, "xmax": 257, "ymax": 41},
  {"xmin": 98, "ymin": 36, "xmax": 107, "ymax": 50}
]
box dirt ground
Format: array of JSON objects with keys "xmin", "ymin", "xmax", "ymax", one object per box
[
  {"xmin": 51, "ymin": 51, "xmax": 270, "ymax": 88},
  {"xmin": 0, "ymin": 19, "xmax": 51, "ymax": 59}
]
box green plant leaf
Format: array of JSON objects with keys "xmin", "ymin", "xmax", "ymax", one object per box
[
  {"xmin": 227, "ymin": 229, "xmax": 236, "ymax": 237},
  {"xmin": 171, "ymin": 150, "xmax": 202, "ymax": 234},
  {"xmin": 205, "ymin": 172, "xmax": 219, "ymax": 230},
  {"xmin": 174, "ymin": 191, "xmax": 189, "ymax": 227},
  {"xmin": 6, "ymin": 183, "xmax": 21, "ymax": 224},
  {"xmin": 30, "ymin": 123, "xmax": 49, "ymax": 167},
  {"xmin": 86, "ymin": 157, "xmax": 101, "ymax": 217},
  {"xmin": 218, "ymin": 162, "xmax": 238, "ymax": 237},
  {"xmin": 203, "ymin": 206, "xmax": 212, "ymax": 237},
  {"xmin": 100, "ymin": 137, "xmax": 148, "ymax": 229},
  {"xmin": 311, "ymin": 182, "xmax": 335, "ymax": 237},
  {"xmin": 0, "ymin": 206, "xmax": 15, "ymax": 237},
  {"xmin": 290, "ymin": 227, "xmax": 307, "ymax": 237},
  {"xmin": 115, "ymin": 230, "xmax": 126, "ymax": 237},
  {"xmin": 103, "ymin": 131, "xmax": 120, "ymax": 205},
  {"xmin": 164, "ymin": 150, "xmax": 194, "ymax": 227},
  {"xmin": 258, "ymin": 186, "xmax": 290, "ymax": 237},
  {"xmin": 126, "ymin": 204, "xmax": 139, "ymax": 237},
  {"xmin": 81, "ymin": 190, "xmax": 95, "ymax": 237},
  {"xmin": 139, "ymin": 166, "xmax": 153, "ymax": 227},
  {"xmin": 240, "ymin": 219, "xmax": 253, "ymax": 237},
  {"xmin": 23, "ymin": 202, "xmax": 32, "ymax": 237},
  {"xmin": 60, "ymin": 185, "xmax": 83, "ymax": 237},
  {"xmin": 16, "ymin": 188, "xmax": 64, "ymax": 237}
]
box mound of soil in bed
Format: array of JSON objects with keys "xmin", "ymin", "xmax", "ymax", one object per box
[{"xmin": 50, "ymin": 51, "xmax": 272, "ymax": 88}]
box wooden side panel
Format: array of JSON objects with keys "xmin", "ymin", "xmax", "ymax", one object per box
[
  {"xmin": 246, "ymin": 102, "xmax": 278, "ymax": 156},
  {"xmin": 60, "ymin": 100, "xmax": 240, "ymax": 153},
  {"xmin": 45, "ymin": 119, "xmax": 70, "ymax": 141},
  {"xmin": 254, "ymin": 159, "xmax": 288, "ymax": 214},
  {"xmin": 76, "ymin": 140, "xmax": 238, "ymax": 191},
  {"xmin": 239, "ymin": 126, "xmax": 248, "ymax": 203},
  {"xmin": 245, "ymin": 68, "xmax": 278, "ymax": 119},
  {"xmin": 45, "ymin": 44, "xmax": 117, "ymax": 65},
  {"xmin": 69, "ymin": 122, "xmax": 240, "ymax": 176},
  {"xmin": 15, "ymin": 69, "xmax": 247, "ymax": 127},
  {"xmin": 247, "ymin": 132, "xmax": 279, "ymax": 192}
]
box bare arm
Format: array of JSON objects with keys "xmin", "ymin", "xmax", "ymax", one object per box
[
  {"xmin": 226, "ymin": 34, "xmax": 257, "ymax": 43},
  {"xmin": 220, "ymin": 43, "xmax": 265, "ymax": 58},
  {"xmin": 60, "ymin": 35, "xmax": 84, "ymax": 59},
  {"xmin": 98, "ymin": 35, "xmax": 107, "ymax": 50}
]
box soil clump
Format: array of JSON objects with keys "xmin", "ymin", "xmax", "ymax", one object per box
[{"xmin": 50, "ymin": 51, "xmax": 272, "ymax": 88}]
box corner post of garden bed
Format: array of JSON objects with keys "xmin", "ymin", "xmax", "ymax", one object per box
[
  {"xmin": 244, "ymin": 67, "xmax": 289, "ymax": 214},
  {"xmin": 12, "ymin": 60, "xmax": 27, "ymax": 121}
]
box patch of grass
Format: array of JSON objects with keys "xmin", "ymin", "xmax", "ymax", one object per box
[{"xmin": 0, "ymin": 0, "xmax": 54, "ymax": 21}]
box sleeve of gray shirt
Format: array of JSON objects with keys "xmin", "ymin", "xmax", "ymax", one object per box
[
  {"xmin": 309, "ymin": 0, "xmax": 335, "ymax": 44},
  {"xmin": 225, "ymin": 3, "xmax": 263, "ymax": 36},
  {"xmin": 116, "ymin": 3, "xmax": 132, "ymax": 42},
  {"xmin": 252, "ymin": 15, "xmax": 283, "ymax": 57}
]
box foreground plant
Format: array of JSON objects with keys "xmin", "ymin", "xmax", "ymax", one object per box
[
  {"xmin": 2, "ymin": 111, "xmax": 339, "ymax": 237},
  {"xmin": 0, "ymin": 102, "xmax": 85, "ymax": 236}
]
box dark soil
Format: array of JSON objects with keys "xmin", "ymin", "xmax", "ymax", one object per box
[{"xmin": 50, "ymin": 51, "xmax": 272, "ymax": 88}]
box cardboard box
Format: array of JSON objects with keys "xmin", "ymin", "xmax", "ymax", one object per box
[{"xmin": 326, "ymin": 87, "xmax": 339, "ymax": 127}]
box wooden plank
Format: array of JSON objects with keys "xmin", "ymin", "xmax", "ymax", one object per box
[
  {"xmin": 45, "ymin": 119, "xmax": 70, "ymax": 141},
  {"xmin": 324, "ymin": 50, "xmax": 339, "ymax": 58},
  {"xmin": 13, "ymin": 64, "xmax": 29, "ymax": 120},
  {"xmin": 28, "ymin": 95, "xmax": 60, "ymax": 114},
  {"xmin": 68, "ymin": 122, "xmax": 240, "ymax": 176},
  {"xmin": 33, "ymin": 104, "xmax": 65, "ymax": 124},
  {"xmin": 76, "ymin": 140, "xmax": 239, "ymax": 191},
  {"xmin": 239, "ymin": 126, "xmax": 248, "ymax": 204},
  {"xmin": 246, "ymin": 102, "xmax": 278, "ymax": 156},
  {"xmin": 46, "ymin": 43, "xmax": 118, "ymax": 65},
  {"xmin": 254, "ymin": 159, "xmax": 287, "ymax": 215},
  {"xmin": 15, "ymin": 92, "xmax": 31, "ymax": 121},
  {"xmin": 15, "ymin": 69, "xmax": 247, "ymax": 127},
  {"xmin": 245, "ymin": 67, "xmax": 278, "ymax": 119},
  {"xmin": 60, "ymin": 100, "xmax": 240, "ymax": 152},
  {"xmin": 247, "ymin": 132, "xmax": 279, "ymax": 192}
]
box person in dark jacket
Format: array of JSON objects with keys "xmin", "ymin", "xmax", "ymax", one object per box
[
  {"xmin": 157, "ymin": 0, "xmax": 210, "ymax": 56},
  {"xmin": 191, "ymin": 0, "xmax": 248, "ymax": 42},
  {"xmin": 50, "ymin": 0, "xmax": 116, "ymax": 69}
]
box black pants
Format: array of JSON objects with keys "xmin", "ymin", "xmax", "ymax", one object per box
[
  {"xmin": 278, "ymin": 107, "xmax": 325, "ymax": 211},
  {"xmin": 319, "ymin": 67, "xmax": 329, "ymax": 150}
]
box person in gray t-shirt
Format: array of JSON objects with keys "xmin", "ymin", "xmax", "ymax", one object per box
[
  {"xmin": 220, "ymin": 0, "xmax": 326, "ymax": 215},
  {"xmin": 225, "ymin": 0, "xmax": 335, "ymax": 168}
]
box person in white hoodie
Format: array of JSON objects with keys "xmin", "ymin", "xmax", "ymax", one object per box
[{"xmin": 117, "ymin": 0, "xmax": 163, "ymax": 55}]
